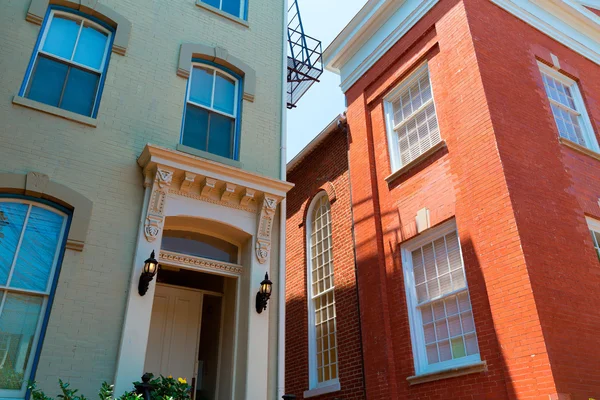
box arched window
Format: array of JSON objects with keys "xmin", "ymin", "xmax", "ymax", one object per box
[
  {"xmin": 181, "ymin": 63, "xmax": 241, "ymax": 160},
  {"xmin": 21, "ymin": 9, "xmax": 114, "ymax": 118},
  {"xmin": 306, "ymin": 192, "xmax": 338, "ymax": 390},
  {"xmin": 161, "ymin": 230, "xmax": 239, "ymax": 264},
  {"xmin": 0, "ymin": 198, "xmax": 69, "ymax": 398}
]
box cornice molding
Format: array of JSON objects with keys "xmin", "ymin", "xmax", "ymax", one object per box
[{"xmin": 159, "ymin": 250, "xmax": 243, "ymax": 276}]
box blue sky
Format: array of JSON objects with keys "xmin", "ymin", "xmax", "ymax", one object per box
[{"xmin": 286, "ymin": 0, "xmax": 368, "ymax": 161}]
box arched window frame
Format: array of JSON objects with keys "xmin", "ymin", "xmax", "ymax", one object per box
[
  {"xmin": 305, "ymin": 192, "xmax": 339, "ymax": 393},
  {"xmin": 0, "ymin": 196, "xmax": 71, "ymax": 399},
  {"xmin": 181, "ymin": 61, "xmax": 244, "ymax": 161},
  {"xmin": 19, "ymin": 6, "xmax": 115, "ymax": 119}
]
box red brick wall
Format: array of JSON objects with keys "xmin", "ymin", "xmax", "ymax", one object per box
[
  {"xmin": 463, "ymin": 1, "xmax": 600, "ymax": 398},
  {"xmin": 285, "ymin": 126, "xmax": 366, "ymax": 399}
]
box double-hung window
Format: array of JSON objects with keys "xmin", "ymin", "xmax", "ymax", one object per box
[
  {"xmin": 199, "ymin": 0, "xmax": 247, "ymax": 20},
  {"xmin": 384, "ymin": 63, "xmax": 441, "ymax": 171},
  {"xmin": 0, "ymin": 199, "xmax": 69, "ymax": 398},
  {"xmin": 306, "ymin": 193, "xmax": 339, "ymax": 391},
  {"xmin": 21, "ymin": 9, "xmax": 113, "ymax": 118},
  {"xmin": 587, "ymin": 217, "xmax": 600, "ymax": 261},
  {"xmin": 538, "ymin": 62, "xmax": 599, "ymax": 152},
  {"xmin": 401, "ymin": 221, "xmax": 480, "ymax": 375},
  {"xmin": 182, "ymin": 64, "xmax": 241, "ymax": 160}
]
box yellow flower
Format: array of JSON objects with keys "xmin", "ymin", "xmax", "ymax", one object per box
[
  {"xmin": 178, "ymin": 378, "xmax": 187, "ymax": 384},
  {"xmin": 167, "ymin": 375, "xmax": 172, "ymax": 379}
]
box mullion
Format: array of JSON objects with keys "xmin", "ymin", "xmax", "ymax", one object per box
[{"xmin": 57, "ymin": 66, "xmax": 72, "ymax": 109}]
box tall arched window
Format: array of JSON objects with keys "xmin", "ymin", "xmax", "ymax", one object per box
[
  {"xmin": 0, "ymin": 199, "xmax": 69, "ymax": 398},
  {"xmin": 306, "ymin": 192, "xmax": 338, "ymax": 391}
]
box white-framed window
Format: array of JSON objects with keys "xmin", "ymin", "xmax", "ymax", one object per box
[
  {"xmin": 0, "ymin": 199, "xmax": 68, "ymax": 398},
  {"xmin": 306, "ymin": 193, "xmax": 339, "ymax": 390},
  {"xmin": 384, "ymin": 63, "xmax": 441, "ymax": 172},
  {"xmin": 401, "ymin": 220, "xmax": 480, "ymax": 376},
  {"xmin": 21, "ymin": 9, "xmax": 113, "ymax": 118},
  {"xmin": 200, "ymin": 0, "xmax": 247, "ymax": 20},
  {"xmin": 586, "ymin": 217, "xmax": 600, "ymax": 261},
  {"xmin": 538, "ymin": 62, "xmax": 600, "ymax": 152},
  {"xmin": 182, "ymin": 64, "xmax": 241, "ymax": 160}
]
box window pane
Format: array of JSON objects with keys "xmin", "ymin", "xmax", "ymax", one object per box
[
  {"xmin": 42, "ymin": 16, "xmax": 80, "ymax": 60},
  {"xmin": 61, "ymin": 67, "xmax": 99, "ymax": 116},
  {"xmin": 213, "ymin": 73, "xmax": 236, "ymax": 115},
  {"xmin": 208, "ymin": 113, "xmax": 234, "ymax": 158},
  {"xmin": 182, "ymin": 105, "xmax": 209, "ymax": 151},
  {"xmin": 161, "ymin": 231, "xmax": 238, "ymax": 263},
  {"xmin": 11, "ymin": 206, "xmax": 64, "ymax": 292},
  {"xmin": 0, "ymin": 203, "xmax": 29, "ymax": 286},
  {"xmin": 26, "ymin": 57, "xmax": 68, "ymax": 108},
  {"xmin": 202, "ymin": 0, "xmax": 220, "ymax": 9},
  {"xmin": 73, "ymin": 24, "xmax": 108, "ymax": 70},
  {"xmin": 222, "ymin": 0, "xmax": 242, "ymax": 18},
  {"xmin": 0, "ymin": 292, "xmax": 43, "ymax": 390},
  {"xmin": 189, "ymin": 67, "xmax": 214, "ymax": 108}
]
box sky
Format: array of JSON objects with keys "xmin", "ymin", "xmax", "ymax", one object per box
[{"xmin": 285, "ymin": 0, "xmax": 368, "ymax": 161}]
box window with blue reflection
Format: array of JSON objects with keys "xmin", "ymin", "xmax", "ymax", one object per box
[
  {"xmin": 0, "ymin": 199, "xmax": 68, "ymax": 399},
  {"xmin": 161, "ymin": 231, "xmax": 239, "ymax": 264},
  {"xmin": 182, "ymin": 64, "xmax": 241, "ymax": 160},
  {"xmin": 21, "ymin": 9, "xmax": 113, "ymax": 118},
  {"xmin": 200, "ymin": 0, "xmax": 246, "ymax": 20}
]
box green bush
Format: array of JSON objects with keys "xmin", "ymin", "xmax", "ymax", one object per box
[{"xmin": 27, "ymin": 374, "xmax": 191, "ymax": 400}]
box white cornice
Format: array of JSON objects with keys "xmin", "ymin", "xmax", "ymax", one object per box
[{"xmin": 323, "ymin": 0, "xmax": 439, "ymax": 93}]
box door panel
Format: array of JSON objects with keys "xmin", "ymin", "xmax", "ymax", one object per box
[{"xmin": 145, "ymin": 285, "xmax": 202, "ymax": 382}]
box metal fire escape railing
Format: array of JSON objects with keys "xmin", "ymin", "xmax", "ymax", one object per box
[{"xmin": 287, "ymin": 0, "xmax": 323, "ymax": 109}]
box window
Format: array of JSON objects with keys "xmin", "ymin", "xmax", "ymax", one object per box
[
  {"xmin": 21, "ymin": 9, "xmax": 113, "ymax": 118},
  {"xmin": 587, "ymin": 217, "xmax": 600, "ymax": 261},
  {"xmin": 0, "ymin": 199, "xmax": 68, "ymax": 398},
  {"xmin": 199, "ymin": 0, "xmax": 247, "ymax": 20},
  {"xmin": 161, "ymin": 230, "xmax": 239, "ymax": 264},
  {"xmin": 538, "ymin": 62, "xmax": 599, "ymax": 152},
  {"xmin": 384, "ymin": 63, "xmax": 441, "ymax": 171},
  {"xmin": 306, "ymin": 193, "xmax": 338, "ymax": 389},
  {"xmin": 182, "ymin": 64, "xmax": 241, "ymax": 160},
  {"xmin": 401, "ymin": 221, "xmax": 480, "ymax": 375}
]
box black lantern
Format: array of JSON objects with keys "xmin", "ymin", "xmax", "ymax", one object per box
[
  {"xmin": 138, "ymin": 251, "xmax": 159, "ymax": 296},
  {"xmin": 255, "ymin": 272, "xmax": 273, "ymax": 313}
]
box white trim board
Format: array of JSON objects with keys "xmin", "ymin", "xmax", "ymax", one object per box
[{"xmin": 324, "ymin": 0, "xmax": 600, "ymax": 93}]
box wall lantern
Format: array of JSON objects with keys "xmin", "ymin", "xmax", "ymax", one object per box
[
  {"xmin": 255, "ymin": 272, "xmax": 273, "ymax": 313},
  {"xmin": 138, "ymin": 250, "xmax": 159, "ymax": 296}
]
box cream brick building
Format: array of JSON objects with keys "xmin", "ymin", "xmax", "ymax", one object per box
[{"xmin": 0, "ymin": 0, "xmax": 291, "ymax": 399}]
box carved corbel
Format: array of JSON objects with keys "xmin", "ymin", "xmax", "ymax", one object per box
[
  {"xmin": 180, "ymin": 172, "xmax": 196, "ymax": 193},
  {"xmin": 240, "ymin": 188, "xmax": 255, "ymax": 206},
  {"xmin": 256, "ymin": 195, "xmax": 278, "ymax": 264},
  {"xmin": 201, "ymin": 178, "xmax": 217, "ymax": 197},
  {"xmin": 221, "ymin": 183, "xmax": 236, "ymax": 203},
  {"xmin": 144, "ymin": 167, "xmax": 173, "ymax": 242}
]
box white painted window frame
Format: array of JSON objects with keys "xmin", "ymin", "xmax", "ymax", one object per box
[
  {"xmin": 586, "ymin": 216, "xmax": 600, "ymax": 259},
  {"xmin": 538, "ymin": 61, "xmax": 600, "ymax": 152},
  {"xmin": 400, "ymin": 219, "xmax": 481, "ymax": 376},
  {"xmin": 204, "ymin": 0, "xmax": 246, "ymax": 19},
  {"xmin": 22, "ymin": 9, "xmax": 113, "ymax": 114},
  {"xmin": 0, "ymin": 199, "xmax": 68, "ymax": 399},
  {"xmin": 383, "ymin": 62, "xmax": 441, "ymax": 172},
  {"xmin": 305, "ymin": 192, "xmax": 340, "ymax": 394}
]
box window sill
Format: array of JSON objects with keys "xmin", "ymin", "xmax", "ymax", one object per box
[
  {"xmin": 407, "ymin": 361, "xmax": 487, "ymax": 385},
  {"xmin": 176, "ymin": 144, "xmax": 243, "ymax": 169},
  {"xmin": 12, "ymin": 96, "xmax": 97, "ymax": 127},
  {"xmin": 303, "ymin": 381, "xmax": 340, "ymax": 398},
  {"xmin": 385, "ymin": 140, "xmax": 447, "ymax": 184},
  {"xmin": 195, "ymin": 1, "xmax": 249, "ymax": 27},
  {"xmin": 558, "ymin": 137, "xmax": 600, "ymax": 162}
]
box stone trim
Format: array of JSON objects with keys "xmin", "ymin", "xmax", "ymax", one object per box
[
  {"xmin": 385, "ymin": 141, "xmax": 447, "ymax": 184},
  {"xmin": 0, "ymin": 172, "xmax": 93, "ymax": 251},
  {"xmin": 13, "ymin": 96, "xmax": 98, "ymax": 127},
  {"xmin": 26, "ymin": 0, "xmax": 132, "ymax": 55},
  {"xmin": 176, "ymin": 144, "xmax": 243, "ymax": 169},
  {"xmin": 559, "ymin": 137, "xmax": 600, "ymax": 161},
  {"xmin": 256, "ymin": 196, "xmax": 278, "ymax": 264},
  {"xmin": 406, "ymin": 361, "xmax": 487, "ymax": 385},
  {"xmin": 177, "ymin": 43, "xmax": 256, "ymax": 102},
  {"xmin": 159, "ymin": 250, "xmax": 243, "ymax": 276},
  {"xmin": 195, "ymin": 0, "xmax": 249, "ymax": 27}
]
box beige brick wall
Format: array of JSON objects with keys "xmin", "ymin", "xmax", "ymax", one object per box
[{"xmin": 0, "ymin": 0, "xmax": 284, "ymax": 395}]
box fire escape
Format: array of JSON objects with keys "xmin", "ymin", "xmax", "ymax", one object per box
[{"xmin": 287, "ymin": 0, "xmax": 323, "ymax": 109}]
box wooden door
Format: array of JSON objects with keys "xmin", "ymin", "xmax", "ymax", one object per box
[{"xmin": 144, "ymin": 285, "xmax": 203, "ymax": 382}]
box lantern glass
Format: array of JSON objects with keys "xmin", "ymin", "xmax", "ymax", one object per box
[{"xmin": 144, "ymin": 251, "xmax": 158, "ymax": 275}]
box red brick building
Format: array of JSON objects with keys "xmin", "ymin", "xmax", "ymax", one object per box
[{"xmin": 286, "ymin": 0, "xmax": 600, "ymax": 399}]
